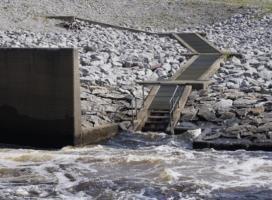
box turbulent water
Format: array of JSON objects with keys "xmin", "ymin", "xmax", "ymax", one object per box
[{"xmin": 0, "ymin": 132, "xmax": 272, "ymax": 200}]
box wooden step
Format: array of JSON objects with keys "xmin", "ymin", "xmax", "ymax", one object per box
[
  {"xmin": 142, "ymin": 124, "xmax": 168, "ymax": 132},
  {"xmin": 145, "ymin": 120, "xmax": 169, "ymax": 124},
  {"xmin": 148, "ymin": 115, "xmax": 170, "ymax": 119},
  {"xmin": 150, "ymin": 110, "xmax": 170, "ymax": 116}
]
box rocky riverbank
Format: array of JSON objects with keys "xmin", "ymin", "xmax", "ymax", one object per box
[{"xmin": 0, "ymin": 5, "xmax": 271, "ymax": 148}]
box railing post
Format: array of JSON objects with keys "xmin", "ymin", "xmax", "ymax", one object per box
[
  {"xmin": 131, "ymin": 97, "xmax": 134, "ymax": 129},
  {"xmin": 169, "ymin": 85, "xmax": 180, "ymax": 135},
  {"xmin": 142, "ymin": 85, "xmax": 145, "ymax": 107},
  {"xmin": 135, "ymin": 97, "xmax": 138, "ymax": 117}
]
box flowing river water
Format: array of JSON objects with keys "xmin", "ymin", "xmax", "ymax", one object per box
[{"xmin": 0, "ymin": 131, "xmax": 272, "ymax": 199}]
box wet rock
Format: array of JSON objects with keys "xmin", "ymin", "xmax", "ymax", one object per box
[
  {"xmin": 119, "ymin": 121, "xmax": 131, "ymax": 131},
  {"xmin": 225, "ymin": 125, "xmax": 240, "ymax": 136},
  {"xmin": 187, "ymin": 128, "xmax": 202, "ymax": 139},
  {"xmin": 248, "ymin": 106, "xmax": 265, "ymax": 115},
  {"xmin": 222, "ymin": 117, "xmax": 240, "ymax": 127},
  {"xmin": 220, "ymin": 111, "xmax": 236, "ymax": 120},
  {"xmin": 262, "ymin": 112, "xmax": 272, "ymax": 123},
  {"xmin": 251, "ymin": 133, "xmax": 268, "ymax": 142},
  {"xmin": 197, "ymin": 106, "xmax": 216, "ymax": 121},
  {"xmin": 225, "ymin": 124, "xmax": 257, "ymax": 138},
  {"xmin": 233, "ymin": 98, "xmax": 257, "ymax": 108},
  {"xmin": 264, "ymin": 102, "xmax": 272, "ymax": 112},
  {"xmin": 235, "ymin": 108, "xmax": 249, "ymax": 118},
  {"xmin": 257, "ymin": 122, "xmax": 272, "ymax": 133},
  {"xmin": 181, "ymin": 107, "xmax": 198, "ymax": 121},
  {"xmin": 177, "ymin": 122, "xmax": 198, "ymax": 131},
  {"xmin": 267, "ymin": 132, "xmax": 272, "ymax": 139}
]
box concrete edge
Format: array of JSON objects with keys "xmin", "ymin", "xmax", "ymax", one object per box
[
  {"xmin": 78, "ymin": 124, "xmax": 120, "ymax": 146},
  {"xmin": 73, "ymin": 49, "xmax": 82, "ymax": 145}
]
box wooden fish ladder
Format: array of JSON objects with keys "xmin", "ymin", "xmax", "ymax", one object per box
[{"xmin": 133, "ymin": 33, "xmax": 233, "ymax": 134}]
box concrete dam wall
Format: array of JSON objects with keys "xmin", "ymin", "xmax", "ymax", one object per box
[{"xmin": 0, "ymin": 48, "xmax": 81, "ymax": 148}]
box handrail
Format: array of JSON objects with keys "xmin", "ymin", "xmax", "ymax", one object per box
[
  {"xmin": 132, "ymin": 97, "xmax": 137, "ymax": 129},
  {"xmin": 169, "ymin": 85, "xmax": 179, "ymax": 111},
  {"xmin": 169, "ymin": 85, "xmax": 182, "ymax": 134}
]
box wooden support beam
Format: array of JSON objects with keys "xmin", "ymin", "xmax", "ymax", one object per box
[{"xmin": 136, "ymin": 80, "xmax": 210, "ymax": 90}]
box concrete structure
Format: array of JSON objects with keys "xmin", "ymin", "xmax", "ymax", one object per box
[{"xmin": 0, "ymin": 48, "xmax": 81, "ymax": 148}]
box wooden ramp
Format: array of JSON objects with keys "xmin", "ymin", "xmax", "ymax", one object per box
[
  {"xmin": 173, "ymin": 33, "xmax": 220, "ymax": 54},
  {"xmin": 175, "ymin": 55, "xmax": 222, "ymax": 80},
  {"xmin": 133, "ymin": 33, "xmax": 228, "ymax": 134}
]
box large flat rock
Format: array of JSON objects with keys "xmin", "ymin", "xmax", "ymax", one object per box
[{"xmin": 193, "ymin": 137, "xmax": 272, "ymax": 151}]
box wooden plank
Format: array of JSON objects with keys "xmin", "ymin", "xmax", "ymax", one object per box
[
  {"xmin": 137, "ymin": 80, "xmax": 210, "ymax": 85},
  {"xmin": 149, "ymin": 85, "xmax": 178, "ymax": 110},
  {"xmin": 198, "ymin": 55, "xmax": 225, "ymax": 80},
  {"xmin": 195, "ymin": 33, "xmax": 222, "ymax": 53},
  {"xmin": 136, "ymin": 80, "xmax": 210, "ymax": 90},
  {"xmin": 171, "ymin": 55, "xmax": 199, "ymax": 80},
  {"xmin": 176, "ymin": 55, "xmax": 220, "ymax": 80},
  {"xmin": 176, "ymin": 33, "xmax": 220, "ymax": 54}
]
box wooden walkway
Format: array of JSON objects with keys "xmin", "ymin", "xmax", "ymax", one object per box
[{"xmin": 133, "ymin": 33, "xmax": 230, "ymax": 133}]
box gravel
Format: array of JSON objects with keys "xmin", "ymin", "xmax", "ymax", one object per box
[{"xmin": 0, "ymin": 0, "xmax": 249, "ymax": 32}]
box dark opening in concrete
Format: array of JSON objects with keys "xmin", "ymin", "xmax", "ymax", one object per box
[{"xmin": 0, "ymin": 48, "xmax": 81, "ymax": 148}]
